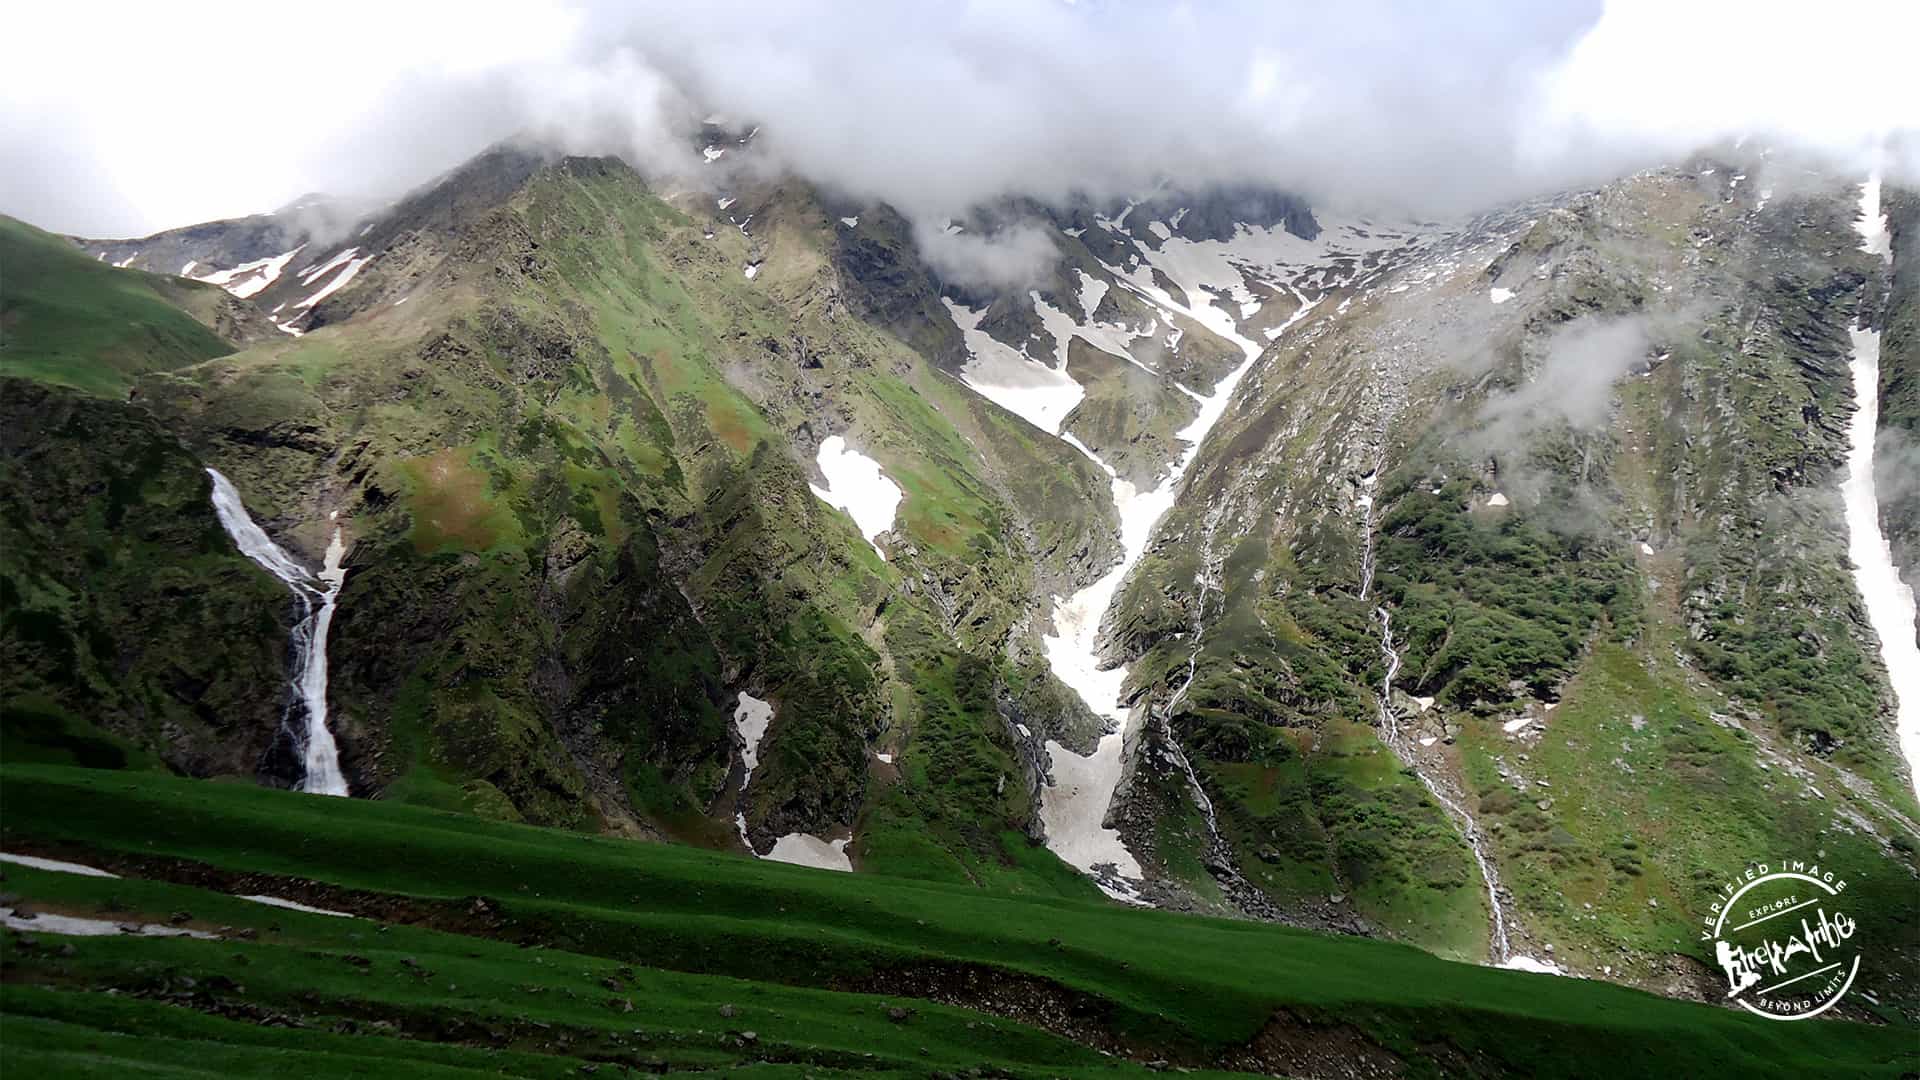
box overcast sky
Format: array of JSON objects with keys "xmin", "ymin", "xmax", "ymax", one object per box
[{"xmin": 4, "ymin": 0, "xmax": 1915, "ymax": 238}]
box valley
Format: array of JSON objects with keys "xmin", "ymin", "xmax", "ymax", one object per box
[{"xmin": 2, "ymin": 108, "xmax": 1918, "ymax": 1076}]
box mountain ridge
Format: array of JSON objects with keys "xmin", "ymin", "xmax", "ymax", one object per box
[{"xmin": 2, "ymin": 137, "xmax": 1916, "ymax": 1021}]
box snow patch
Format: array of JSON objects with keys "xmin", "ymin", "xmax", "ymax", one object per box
[
  {"xmin": 808, "ymin": 435, "xmax": 902, "ymax": 559},
  {"xmin": 1075, "ymin": 270, "xmax": 1110, "ymax": 319},
  {"xmin": 765, "ymin": 834, "xmax": 852, "ymax": 871},
  {"xmin": 298, "ymin": 255, "xmax": 371, "ymax": 309},
  {"xmin": 3, "ymin": 907, "xmax": 216, "ymax": 940},
  {"xmin": 0, "ymin": 853, "xmax": 117, "ymax": 878},
  {"xmin": 1502, "ymin": 954, "xmax": 1571, "ymax": 976},
  {"xmin": 840, "ymin": 216, "xmax": 858, "ymax": 228},
  {"xmin": 240, "ymin": 895, "xmax": 352, "ymax": 917},
  {"xmin": 944, "ymin": 299, "xmax": 1084, "ymax": 434},
  {"xmin": 1490, "ymin": 287, "xmax": 1515, "ymax": 304},
  {"xmin": 298, "ymin": 247, "xmax": 359, "ymax": 287},
  {"xmin": 734, "ymin": 692, "xmax": 774, "ymax": 786},
  {"xmin": 209, "ymin": 246, "xmax": 304, "ymax": 299},
  {"xmin": 1030, "ymin": 292, "xmax": 1156, "ymax": 375}
]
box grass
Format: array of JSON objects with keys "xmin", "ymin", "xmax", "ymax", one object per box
[
  {"xmin": 0, "ymin": 216, "xmax": 237, "ymax": 396},
  {"xmin": 1, "ymin": 763, "xmax": 1915, "ymax": 1078}
]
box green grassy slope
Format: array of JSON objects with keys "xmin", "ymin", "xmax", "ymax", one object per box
[
  {"xmin": 0, "ymin": 216, "xmax": 241, "ymax": 396},
  {"xmin": 2, "ymin": 763, "xmax": 1915, "ymax": 1078}
]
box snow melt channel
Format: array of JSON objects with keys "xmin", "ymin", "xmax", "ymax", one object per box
[
  {"xmin": 1843, "ymin": 175, "xmax": 1920, "ymax": 799},
  {"xmin": 206, "ymin": 469, "xmax": 349, "ymax": 796},
  {"xmin": 1037, "ymin": 290, "xmax": 1309, "ymax": 900}
]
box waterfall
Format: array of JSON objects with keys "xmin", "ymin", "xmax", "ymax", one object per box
[
  {"xmin": 1842, "ymin": 175, "xmax": 1920, "ymax": 798},
  {"xmin": 206, "ymin": 469, "xmax": 349, "ymax": 796}
]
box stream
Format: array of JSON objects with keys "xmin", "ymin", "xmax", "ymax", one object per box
[{"xmin": 1360, "ymin": 468, "xmax": 1513, "ymax": 962}]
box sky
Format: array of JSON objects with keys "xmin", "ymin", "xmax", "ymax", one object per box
[{"xmin": 4, "ymin": 0, "xmax": 1916, "ymax": 238}]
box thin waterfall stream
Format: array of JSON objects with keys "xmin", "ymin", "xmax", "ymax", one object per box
[{"xmin": 1359, "ymin": 467, "xmax": 1513, "ymax": 962}]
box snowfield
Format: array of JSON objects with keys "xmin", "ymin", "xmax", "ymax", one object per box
[{"xmin": 1842, "ymin": 175, "xmax": 1920, "ymax": 798}]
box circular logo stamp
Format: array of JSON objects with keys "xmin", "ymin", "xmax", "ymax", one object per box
[{"xmin": 1704, "ymin": 860, "xmax": 1861, "ymax": 1020}]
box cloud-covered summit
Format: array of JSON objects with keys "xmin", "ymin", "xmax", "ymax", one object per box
[{"xmin": 4, "ymin": 0, "xmax": 1915, "ymax": 238}]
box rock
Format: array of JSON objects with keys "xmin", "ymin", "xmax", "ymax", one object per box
[
  {"xmin": 718, "ymin": 1004, "xmax": 737, "ymax": 1019},
  {"xmin": 887, "ymin": 1006, "xmax": 914, "ymax": 1023}
]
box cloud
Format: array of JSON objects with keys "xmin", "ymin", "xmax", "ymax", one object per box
[
  {"xmin": 1459, "ymin": 309, "xmax": 1696, "ymax": 507},
  {"xmin": 4, "ymin": 0, "xmax": 1917, "ymax": 238},
  {"xmin": 1477, "ymin": 314, "xmax": 1669, "ymax": 440},
  {"xmin": 913, "ymin": 220, "xmax": 1058, "ymax": 290}
]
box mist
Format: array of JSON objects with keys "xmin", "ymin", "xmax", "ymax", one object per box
[{"xmin": 3, "ymin": 0, "xmax": 1916, "ymax": 240}]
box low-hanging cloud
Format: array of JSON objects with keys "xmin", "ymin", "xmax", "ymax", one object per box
[
  {"xmin": 1477, "ymin": 313, "xmax": 1668, "ymax": 440},
  {"xmin": 3, "ymin": 0, "xmax": 1916, "ymax": 238},
  {"xmin": 913, "ymin": 220, "xmax": 1059, "ymax": 290}
]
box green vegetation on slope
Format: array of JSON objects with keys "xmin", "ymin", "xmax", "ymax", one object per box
[
  {"xmin": 0, "ymin": 379, "xmax": 290, "ymax": 779},
  {"xmin": 0, "ymin": 216, "xmax": 239, "ymax": 396},
  {"xmin": 2, "ymin": 763, "xmax": 1914, "ymax": 1079}
]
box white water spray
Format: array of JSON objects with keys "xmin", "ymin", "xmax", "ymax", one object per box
[
  {"xmin": 206, "ymin": 469, "xmax": 349, "ymax": 796},
  {"xmin": 1842, "ymin": 175, "xmax": 1920, "ymax": 799}
]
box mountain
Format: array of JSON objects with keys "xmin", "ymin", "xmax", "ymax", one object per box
[
  {"xmin": 0, "ymin": 216, "xmax": 278, "ymax": 394},
  {"xmin": 2, "ymin": 130, "xmax": 1917, "ymax": 1043},
  {"xmin": 76, "ymin": 193, "xmax": 377, "ymax": 310}
]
